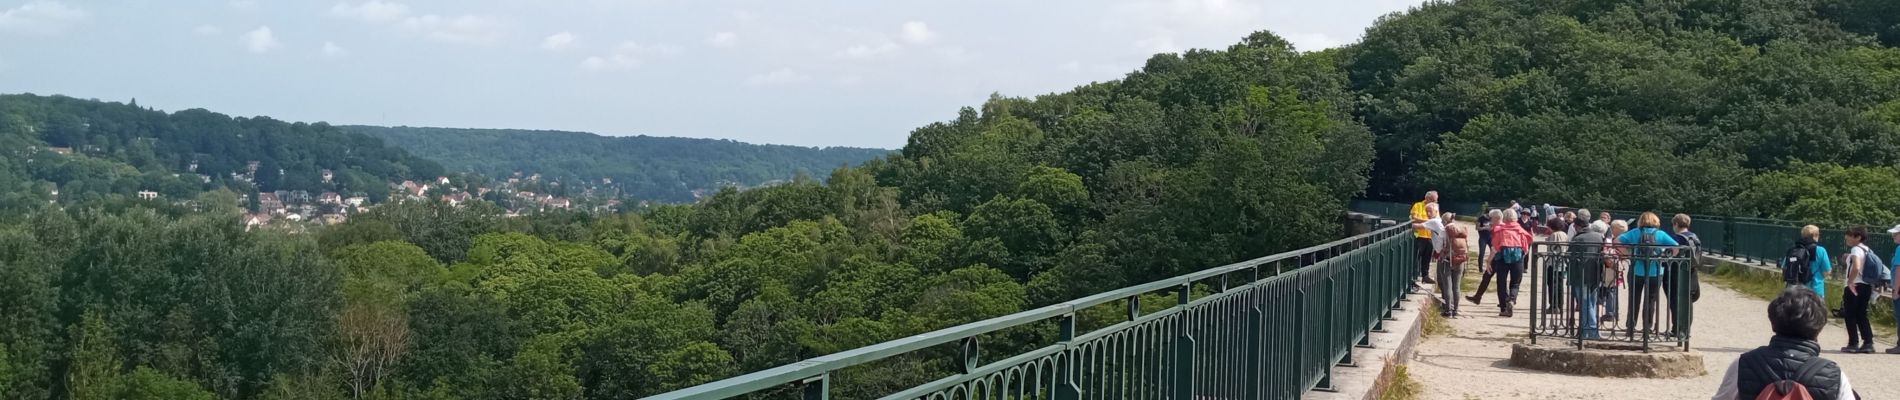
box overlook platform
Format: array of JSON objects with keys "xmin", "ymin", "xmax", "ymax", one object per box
[{"xmin": 1406, "ymin": 221, "xmax": 1900, "ymax": 399}]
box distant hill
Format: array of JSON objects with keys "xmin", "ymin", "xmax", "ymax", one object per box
[
  {"xmin": 0, "ymin": 94, "xmax": 444, "ymax": 211},
  {"xmin": 347, "ymin": 126, "xmax": 892, "ymax": 202}
]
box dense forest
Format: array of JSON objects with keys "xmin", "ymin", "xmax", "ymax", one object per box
[
  {"xmin": 7, "ymin": 0, "xmax": 1900, "ymax": 399},
  {"xmin": 347, "ymin": 126, "xmax": 892, "ymax": 202},
  {"xmin": 1352, "ymin": 0, "xmax": 1900, "ymax": 225},
  {"xmin": 0, "ymin": 94, "xmax": 446, "ymax": 211},
  {"xmin": 0, "ymin": 27, "xmax": 1367, "ymax": 400}
]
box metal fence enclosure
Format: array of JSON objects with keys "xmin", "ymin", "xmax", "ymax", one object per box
[
  {"xmin": 1527, "ymin": 241, "xmax": 1695, "ymax": 351},
  {"xmin": 644, "ymin": 223, "xmax": 1419, "ymax": 400}
]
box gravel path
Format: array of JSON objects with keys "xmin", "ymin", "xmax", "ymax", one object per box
[{"xmin": 1407, "ymin": 221, "xmax": 1900, "ymax": 399}]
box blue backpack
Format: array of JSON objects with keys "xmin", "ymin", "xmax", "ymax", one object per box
[
  {"xmin": 1856, "ymin": 244, "xmax": 1891, "ymax": 286},
  {"xmin": 1497, "ymin": 247, "xmax": 1526, "ymax": 264}
]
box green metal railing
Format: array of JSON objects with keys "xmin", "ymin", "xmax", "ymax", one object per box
[{"xmin": 645, "ymin": 222, "xmax": 1418, "ymax": 399}]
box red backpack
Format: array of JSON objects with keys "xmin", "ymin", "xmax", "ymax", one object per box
[{"xmin": 1754, "ymin": 359, "xmax": 1833, "ymax": 400}]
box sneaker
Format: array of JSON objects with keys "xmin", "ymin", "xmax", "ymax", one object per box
[
  {"xmin": 1884, "ymin": 347, "xmax": 1900, "ymax": 355},
  {"xmin": 1842, "ymin": 346, "xmax": 1861, "ymax": 354},
  {"xmin": 1860, "ymin": 345, "xmax": 1876, "ymax": 354},
  {"xmin": 1421, "ymin": 277, "xmax": 1437, "ymax": 284},
  {"xmin": 1466, "ymin": 295, "xmax": 1483, "ymax": 305}
]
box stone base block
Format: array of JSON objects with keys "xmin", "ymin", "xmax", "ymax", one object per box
[{"xmin": 1508, "ymin": 342, "xmax": 1705, "ymax": 378}]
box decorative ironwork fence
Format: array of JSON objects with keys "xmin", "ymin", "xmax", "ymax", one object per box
[{"xmin": 1527, "ymin": 241, "xmax": 1695, "ymax": 351}]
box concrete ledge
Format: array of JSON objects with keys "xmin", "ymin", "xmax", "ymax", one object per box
[
  {"xmin": 1306, "ymin": 291, "xmax": 1435, "ymax": 400},
  {"xmin": 1509, "ymin": 342, "xmax": 1705, "ymax": 378}
]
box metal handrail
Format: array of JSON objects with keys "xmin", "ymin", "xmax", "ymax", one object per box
[{"xmin": 645, "ymin": 221, "xmax": 1414, "ymax": 399}]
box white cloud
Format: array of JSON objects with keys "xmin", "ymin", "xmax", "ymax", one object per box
[
  {"xmin": 0, "ymin": 1, "xmax": 88, "ymax": 35},
  {"xmin": 193, "ymin": 25, "xmax": 223, "ymax": 36},
  {"xmin": 841, "ymin": 41, "xmax": 898, "ymax": 59},
  {"xmin": 243, "ymin": 26, "xmax": 280, "ymax": 53},
  {"xmin": 900, "ymin": 21, "xmax": 934, "ymax": 44},
  {"xmin": 747, "ymin": 68, "xmax": 810, "ymax": 86},
  {"xmin": 705, "ymin": 31, "xmax": 737, "ymax": 47},
  {"xmin": 1111, "ymin": 0, "xmax": 1266, "ymax": 54},
  {"xmin": 1283, "ymin": 32, "xmax": 1342, "ymax": 51},
  {"xmin": 580, "ymin": 41, "xmax": 680, "ymax": 71},
  {"xmin": 330, "ymin": 0, "xmax": 410, "ymax": 24},
  {"xmin": 401, "ymin": 14, "xmax": 505, "ymax": 44},
  {"xmin": 322, "ymin": 41, "xmax": 349, "ymax": 58},
  {"xmin": 541, "ymin": 32, "xmax": 578, "ymax": 51}
]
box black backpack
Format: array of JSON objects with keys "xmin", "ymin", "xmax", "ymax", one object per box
[{"xmin": 1784, "ymin": 241, "xmax": 1817, "ymax": 286}]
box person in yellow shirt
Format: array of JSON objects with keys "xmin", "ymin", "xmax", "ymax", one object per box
[{"xmin": 1412, "ymin": 191, "xmax": 1438, "ymax": 285}]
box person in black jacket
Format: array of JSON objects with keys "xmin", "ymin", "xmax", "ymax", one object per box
[{"xmin": 1712, "ymin": 286, "xmax": 1858, "ymax": 400}]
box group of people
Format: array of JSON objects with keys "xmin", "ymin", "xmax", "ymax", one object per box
[
  {"xmin": 1407, "ymin": 194, "xmax": 1691, "ymax": 328},
  {"xmin": 1776, "ymin": 223, "xmax": 1900, "ymax": 355},
  {"xmin": 1402, "ymin": 191, "xmax": 1900, "ymax": 399}
]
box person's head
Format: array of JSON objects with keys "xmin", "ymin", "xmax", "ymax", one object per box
[
  {"xmin": 1487, "ymin": 209, "xmax": 1501, "ymax": 222},
  {"xmin": 1587, "ymin": 220, "xmax": 1608, "ymax": 234},
  {"xmin": 1425, "ymin": 202, "xmax": 1440, "ymax": 218},
  {"xmin": 1768, "ymin": 286, "xmax": 1828, "ymax": 340},
  {"xmin": 1846, "ymin": 225, "xmax": 1867, "ymax": 245},
  {"xmin": 1672, "ymin": 213, "xmax": 1692, "ymax": 232},
  {"xmin": 1889, "ymin": 224, "xmax": 1900, "ymax": 244},
  {"xmin": 1638, "ymin": 212, "xmax": 1661, "ymax": 229},
  {"xmin": 1565, "ymin": 211, "xmax": 1577, "ymax": 221},
  {"xmin": 1802, "ymin": 225, "xmax": 1821, "ymax": 240},
  {"xmin": 1425, "ymin": 191, "xmax": 1438, "ymax": 203},
  {"xmin": 1598, "ymin": 212, "xmax": 1611, "ymax": 222},
  {"xmin": 1503, "ymin": 208, "xmax": 1519, "ymax": 223},
  {"xmin": 1577, "ymin": 208, "xmax": 1591, "ymax": 220},
  {"xmin": 1442, "ymin": 212, "xmax": 1456, "ymax": 223},
  {"xmin": 1610, "ymin": 220, "xmax": 1629, "ymax": 236}
]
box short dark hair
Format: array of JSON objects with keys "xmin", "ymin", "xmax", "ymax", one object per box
[
  {"xmin": 1769, "ymin": 286, "xmax": 1828, "ymax": 340},
  {"xmin": 1847, "ymin": 225, "xmax": 1868, "ymax": 240}
]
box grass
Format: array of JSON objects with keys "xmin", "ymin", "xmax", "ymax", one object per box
[
  {"xmin": 1378, "ymin": 364, "xmax": 1423, "ymax": 400},
  {"xmin": 1424, "ymin": 304, "xmax": 1454, "ymax": 337},
  {"xmin": 1704, "ymin": 260, "xmax": 1896, "ymax": 339}
]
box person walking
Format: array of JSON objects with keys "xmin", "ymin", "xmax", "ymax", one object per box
[
  {"xmin": 1411, "ymin": 191, "xmax": 1439, "ymax": 287},
  {"xmin": 1571, "ymin": 222, "xmax": 1608, "ymax": 339},
  {"xmin": 1619, "ymin": 212, "xmax": 1680, "ymax": 337},
  {"xmin": 1712, "ymin": 286, "xmax": 1859, "ymax": 400},
  {"xmin": 1435, "ymin": 211, "xmax": 1468, "ymax": 317},
  {"xmin": 1469, "ymin": 209, "xmax": 1501, "ymax": 305},
  {"xmin": 1485, "ymin": 209, "xmax": 1533, "ymax": 317},
  {"xmin": 1839, "ymin": 226, "xmax": 1877, "ymax": 354}
]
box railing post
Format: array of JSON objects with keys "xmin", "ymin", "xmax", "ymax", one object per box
[
  {"xmin": 1530, "ymin": 243, "xmax": 1539, "ymax": 345},
  {"xmin": 801, "ymin": 374, "xmax": 829, "ymax": 400},
  {"xmin": 1174, "ymin": 284, "xmax": 1194, "ymax": 400},
  {"xmin": 1056, "ymin": 314, "xmax": 1081, "ymax": 400},
  {"xmin": 1246, "ymin": 304, "xmax": 1264, "ymax": 400}
]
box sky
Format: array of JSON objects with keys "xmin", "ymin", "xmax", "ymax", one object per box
[{"xmin": 0, "ymin": 0, "xmax": 1430, "ymax": 149}]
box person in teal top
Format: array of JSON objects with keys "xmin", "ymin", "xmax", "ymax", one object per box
[
  {"xmin": 1801, "ymin": 225, "xmax": 1832, "ymax": 298},
  {"xmin": 1616, "ymin": 212, "xmax": 1680, "ymax": 336}
]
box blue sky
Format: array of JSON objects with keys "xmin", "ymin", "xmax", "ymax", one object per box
[{"xmin": 0, "ymin": 0, "xmax": 1428, "ymax": 148}]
